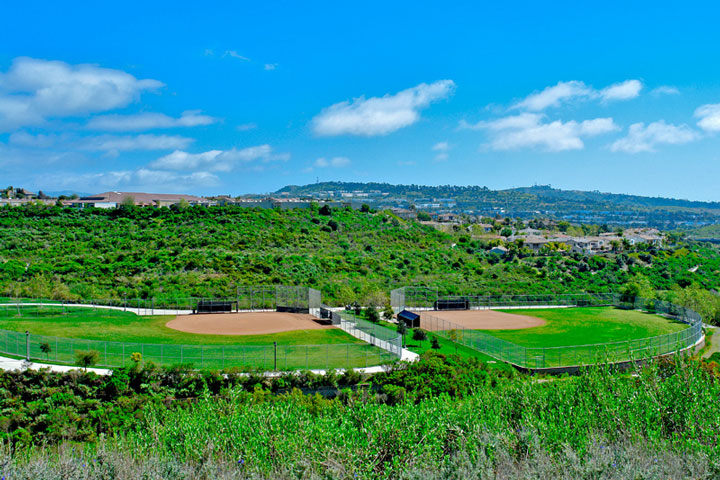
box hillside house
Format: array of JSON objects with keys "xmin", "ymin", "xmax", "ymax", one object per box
[
  {"xmin": 489, "ymin": 245, "xmax": 508, "ymax": 255},
  {"xmin": 71, "ymin": 191, "xmax": 206, "ymax": 208}
]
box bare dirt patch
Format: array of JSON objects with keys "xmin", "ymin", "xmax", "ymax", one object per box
[
  {"xmin": 416, "ymin": 309, "xmax": 546, "ymax": 331},
  {"xmin": 166, "ymin": 311, "xmax": 335, "ymax": 335}
]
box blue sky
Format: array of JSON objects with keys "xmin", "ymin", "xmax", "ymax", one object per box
[{"xmin": 2, "ymin": 1, "xmax": 720, "ymax": 200}]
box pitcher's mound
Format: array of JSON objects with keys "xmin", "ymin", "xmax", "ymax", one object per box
[
  {"xmin": 416, "ymin": 309, "xmax": 545, "ymax": 330},
  {"xmin": 166, "ymin": 311, "xmax": 333, "ymax": 335}
]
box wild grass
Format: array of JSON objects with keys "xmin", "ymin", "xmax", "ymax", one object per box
[{"xmin": 3, "ymin": 356, "xmax": 718, "ymax": 479}]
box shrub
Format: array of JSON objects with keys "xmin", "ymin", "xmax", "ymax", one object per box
[{"xmin": 75, "ymin": 349, "xmax": 101, "ymax": 370}]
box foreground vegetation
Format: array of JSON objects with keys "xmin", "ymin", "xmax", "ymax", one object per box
[{"xmin": 1, "ymin": 353, "xmax": 720, "ymax": 479}]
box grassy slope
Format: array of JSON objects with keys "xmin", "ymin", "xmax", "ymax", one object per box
[
  {"xmin": 0, "ymin": 306, "xmax": 364, "ymax": 346},
  {"xmin": 483, "ymin": 306, "xmax": 688, "ymax": 347}
]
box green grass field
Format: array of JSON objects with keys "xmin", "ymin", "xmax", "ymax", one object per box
[
  {"xmin": 484, "ymin": 307, "xmax": 688, "ymax": 347},
  {"xmin": 0, "ymin": 306, "xmax": 396, "ymax": 370}
]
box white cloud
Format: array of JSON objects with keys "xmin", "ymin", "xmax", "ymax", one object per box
[
  {"xmin": 86, "ymin": 110, "xmax": 217, "ymax": 131},
  {"xmin": 150, "ymin": 144, "xmax": 285, "ymax": 172},
  {"xmin": 312, "ymin": 80, "xmax": 455, "ymax": 136},
  {"xmin": 610, "ymin": 121, "xmax": 699, "ymax": 153},
  {"xmin": 599, "ymin": 80, "xmax": 642, "ymax": 101},
  {"xmin": 236, "ymin": 123, "xmax": 257, "ymax": 131},
  {"xmin": 513, "ymin": 79, "xmax": 642, "ymax": 111},
  {"xmin": 694, "ymin": 103, "xmax": 720, "ymax": 132},
  {"xmin": 651, "ymin": 85, "xmax": 680, "ymax": 96},
  {"xmin": 314, "ymin": 156, "xmax": 351, "ymax": 168},
  {"xmin": 224, "ymin": 51, "xmax": 250, "ymax": 61},
  {"xmin": 431, "ymin": 141, "xmax": 450, "ymax": 161},
  {"xmin": 0, "ymin": 57, "xmax": 162, "ymax": 131},
  {"xmin": 69, "ymin": 168, "xmax": 220, "ymax": 190},
  {"xmin": 9, "ymin": 131, "xmax": 68, "ymax": 148},
  {"xmin": 264, "ymin": 63, "xmax": 278, "ymax": 71},
  {"xmin": 79, "ymin": 134, "xmax": 193, "ymax": 152},
  {"xmin": 466, "ymin": 113, "xmax": 618, "ymax": 151},
  {"xmin": 9, "ymin": 131, "xmax": 192, "ymax": 153},
  {"xmin": 513, "ymin": 81, "xmax": 592, "ymax": 111}
]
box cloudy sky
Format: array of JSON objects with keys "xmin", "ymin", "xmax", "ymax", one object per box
[{"xmin": 2, "ymin": 1, "xmax": 720, "ymax": 199}]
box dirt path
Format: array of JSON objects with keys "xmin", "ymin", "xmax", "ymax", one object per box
[{"xmin": 703, "ymin": 326, "xmax": 719, "ymax": 359}]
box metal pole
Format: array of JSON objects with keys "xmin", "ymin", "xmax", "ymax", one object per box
[
  {"xmin": 273, "ymin": 342, "xmax": 277, "ymax": 371},
  {"xmin": 25, "ymin": 331, "xmax": 29, "ymax": 360}
]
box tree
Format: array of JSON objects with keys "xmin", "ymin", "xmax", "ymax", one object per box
[
  {"xmin": 431, "ymin": 336, "xmax": 441, "ymax": 350},
  {"xmin": 360, "ymin": 204, "xmax": 371, "ymax": 213},
  {"xmin": 448, "ymin": 329, "xmax": 460, "ymax": 354},
  {"xmin": 500, "ymin": 227, "xmax": 512, "ymax": 238},
  {"xmin": 382, "ymin": 304, "xmax": 394, "ymax": 321},
  {"xmin": 319, "ymin": 204, "xmax": 332, "ymax": 216},
  {"xmin": 121, "ymin": 196, "xmax": 136, "ymax": 208},
  {"xmin": 365, "ymin": 305, "xmax": 380, "ymax": 323},
  {"xmin": 412, "ymin": 328, "xmax": 428, "ymax": 347},
  {"xmin": 40, "ymin": 342, "xmax": 51, "ymax": 360},
  {"xmin": 177, "ymin": 198, "xmax": 190, "ymax": 210},
  {"xmin": 75, "ymin": 350, "xmax": 101, "ymax": 371},
  {"xmin": 396, "ymin": 320, "xmax": 407, "ymax": 347},
  {"xmin": 417, "ymin": 211, "xmax": 432, "ymax": 221}
]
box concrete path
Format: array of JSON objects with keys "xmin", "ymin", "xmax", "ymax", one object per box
[
  {"xmin": 0, "ymin": 302, "xmax": 191, "ymax": 316},
  {"xmin": 0, "ymin": 354, "xmax": 403, "ymax": 376},
  {"xmin": 0, "ymin": 356, "xmax": 111, "ymax": 375},
  {"xmin": 702, "ymin": 326, "xmax": 719, "ymax": 359}
]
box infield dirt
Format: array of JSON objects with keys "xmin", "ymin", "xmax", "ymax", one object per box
[
  {"xmin": 166, "ymin": 311, "xmax": 334, "ymax": 335},
  {"xmin": 416, "ymin": 309, "xmax": 546, "ymax": 330}
]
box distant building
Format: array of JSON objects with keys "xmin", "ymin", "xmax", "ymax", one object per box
[
  {"xmin": 71, "ymin": 191, "xmax": 205, "ymax": 209},
  {"xmin": 437, "ymin": 213, "xmax": 459, "ymax": 223},
  {"xmin": 390, "ymin": 208, "xmax": 417, "ymax": 220}
]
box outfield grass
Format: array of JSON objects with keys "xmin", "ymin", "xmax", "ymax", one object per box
[
  {"xmin": 483, "ymin": 307, "xmax": 688, "ymax": 348},
  {"xmin": 0, "ymin": 305, "xmax": 362, "ymax": 345}
]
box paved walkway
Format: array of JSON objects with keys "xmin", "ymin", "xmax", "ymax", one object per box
[
  {"xmin": 703, "ymin": 326, "xmax": 719, "ymax": 359},
  {"xmin": 0, "ymin": 356, "xmax": 111, "ymax": 375},
  {"xmin": 0, "ymin": 354, "xmax": 405, "ymax": 376},
  {"xmin": 1, "ymin": 302, "xmax": 191, "ymax": 316}
]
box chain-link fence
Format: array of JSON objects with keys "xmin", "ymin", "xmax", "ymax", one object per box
[
  {"xmin": 414, "ymin": 296, "xmax": 703, "ymax": 369},
  {"xmin": 391, "ymin": 288, "xmax": 620, "ymax": 311},
  {"xmin": 0, "ymin": 287, "xmax": 323, "ymax": 316},
  {"xmin": 0, "ymin": 327, "xmax": 396, "ymax": 370},
  {"xmin": 337, "ymin": 312, "xmax": 403, "ymax": 357}
]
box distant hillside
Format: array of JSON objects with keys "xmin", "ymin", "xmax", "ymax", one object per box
[{"xmin": 277, "ymin": 182, "xmax": 720, "ymax": 228}]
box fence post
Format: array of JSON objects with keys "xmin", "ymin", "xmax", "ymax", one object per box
[
  {"xmin": 273, "ymin": 342, "xmax": 277, "ymax": 371},
  {"xmin": 25, "ymin": 331, "xmax": 29, "ymax": 361}
]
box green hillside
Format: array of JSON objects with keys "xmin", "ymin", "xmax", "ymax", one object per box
[{"xmin": 1, "ymin": 204, "xmax": 720, "ymax": 316}]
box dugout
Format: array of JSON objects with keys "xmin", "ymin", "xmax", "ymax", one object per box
[
  {"xmin": 434, "ymin": 297, "xmax": 470, "ymax": 310},
  {"xmin": 194, "ymin": 300, "xmax": 237, "ymax": 314},
  {"xmin": 398, "ymin": 309, "xmax": 420, "ymax": 328}
]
